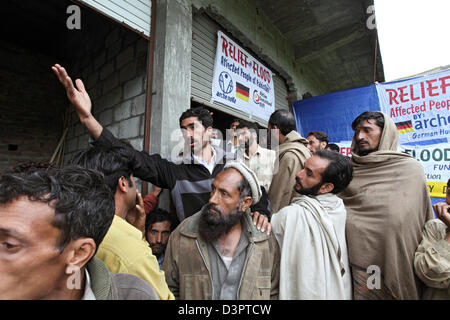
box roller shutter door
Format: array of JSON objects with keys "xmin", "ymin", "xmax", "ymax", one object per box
[
  {"xmin": 76, "ymin": 0, "xmax": 151, "ymax": 38},
  {"xmin": 192, "ymin": 13, "xmax": 290, "ymax": 126}
]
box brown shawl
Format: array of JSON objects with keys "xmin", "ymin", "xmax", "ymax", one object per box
[
  {"xmin": 339, "ymin": 112, "xmax": 434, "ymax": 299},
  {"xmin": 269, "ymin": 130, "xmax": 311, "ymax": 213}
]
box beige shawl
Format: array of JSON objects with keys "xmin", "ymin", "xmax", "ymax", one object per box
[
  {"xmin": 339, "ymin": 112, "xmax": 434, "ymax": 299},
  {"xmin": 271, "ymin": 194, "xmax": 352, "ymax": 300}
]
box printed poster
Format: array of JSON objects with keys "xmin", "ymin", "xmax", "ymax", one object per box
[
  {"xmin": 376, "ymin": 69, "xmax": 450, "ymax": 146},
  {"xmin": 211, "ymin": 31, "xmax": 275, "ymax": 121}
]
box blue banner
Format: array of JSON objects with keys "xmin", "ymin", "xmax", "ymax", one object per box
[{"xmin": 293, "ymin": 84, "xmax": 380, "ymax": 143}]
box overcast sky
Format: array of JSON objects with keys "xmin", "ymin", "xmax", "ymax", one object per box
[{"xmin": 375, "ymin": 0, "xmax": 450, "ymax": 81}]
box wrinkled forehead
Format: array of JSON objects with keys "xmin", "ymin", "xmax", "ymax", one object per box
[
  {"xmin": 0, "ymin": 197, "xmax": 58, "ymax": 244},
  {"xmin": 355, "ymin": 118, "xmax": 379, "ymax": 130},
  {"xmin": 214, "ymin": 169, "xmax": 242, "ymax": 191}
]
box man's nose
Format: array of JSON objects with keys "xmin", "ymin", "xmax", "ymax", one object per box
[
  {"xmin": 356, "ymin": 131, "xmax": 365, "ymax": 141},
  {"xmin": 156, "ymin": 233, "xmax": 162, "ymax": 243},
  {"xmin": 209, "ymin": 190, "xmax": 219, "ymax": 205},
  {"xmin": 295, "ymin": 169, "xmax": 304, "ymax": 180}
]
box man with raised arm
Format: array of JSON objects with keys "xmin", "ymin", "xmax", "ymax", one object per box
[{"xmin": 52, "ymin": 64, "xmax": 272, "ymax": 234}]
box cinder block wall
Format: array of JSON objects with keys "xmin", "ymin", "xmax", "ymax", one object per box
[
  {"xmin": 63, "ymin": 22, "xmax": 149, "ymax": 191},
  {"xmin": 0, "ymin": 41, "xmax": 66, "ymax": 171}
]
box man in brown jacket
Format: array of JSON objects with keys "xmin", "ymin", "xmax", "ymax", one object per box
[
  {"xmin": 163, "ymin": 162, "xmax": 280, "ymax": 300},
  {"xmin": 267, "ymin": 110, "xmax": 311, "ymax": 213}
]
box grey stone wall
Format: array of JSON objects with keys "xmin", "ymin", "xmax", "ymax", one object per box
[{"xmin": 64, "ymin": 23, "xmax": 149, "ymax": 191}]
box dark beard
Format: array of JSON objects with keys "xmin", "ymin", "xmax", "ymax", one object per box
[
  {"xmin": 198, "ymin": 203, "xmax": 244, "ymax": 242},
  {"xmin": 294, "ymin": 178, "xmax": 323, "ymax": 196}
]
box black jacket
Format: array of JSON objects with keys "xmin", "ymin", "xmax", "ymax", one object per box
[{"xmin": 93, "ymin": 128, "xmax": 271, "ymax": 222}]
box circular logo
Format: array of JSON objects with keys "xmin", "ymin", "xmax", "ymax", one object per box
[
  {"xmin": 219, "ymin": 72, "xmax": 233, "ymax": 94},
  {"xmin": 253, "ymin": 90, "xmax": 260, "ymax": 104}
]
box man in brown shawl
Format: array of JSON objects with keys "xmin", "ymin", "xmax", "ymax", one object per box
[
  {"xmin": 267, "ymin": 110, "xmax": 311, "ymax": 213},
  {"xmin": 339, "ymin": 111, "xmax": 434, "ymax": 300}
]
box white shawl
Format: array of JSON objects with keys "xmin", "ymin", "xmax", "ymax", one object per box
[{"xmin": 271, "ymin": 193, "xmax": 352, "ymax": 300}]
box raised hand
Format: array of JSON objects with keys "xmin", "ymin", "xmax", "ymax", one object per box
[
  {"xmin": 433, "ymin": 202, "xmax": 450, "ymax": 229},
  {"xmin": 52, "ymin": 64, "xmax": 103, "ymax": 139}
]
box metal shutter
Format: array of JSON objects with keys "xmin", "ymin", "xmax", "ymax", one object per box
[
  {"xmin": 191, "ymin": 13, "xmax": 290, "ymax": 126},
  {"xmin": 76, "ymin": 0, "xmax": 151, "ymax": 38}
]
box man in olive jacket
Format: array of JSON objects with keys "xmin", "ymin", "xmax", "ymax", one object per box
[{"xmin": 163, "ymin": 162, "xmax": 280, "ymax": 300}]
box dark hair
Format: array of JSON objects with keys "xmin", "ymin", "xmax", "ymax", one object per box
[
  {"xmin": 70, "ymin": 144, "xmax": 139, "ymax": 194},
  {"xmin": 268, "ymin": 109, "xmax": 296, "ymax": 136},
  {"xmin": 351, "ymin": 111, "xmax": 385, "ymax": 131},
  {"xmin": 9, "ymin": 161, "xmax": 55, "ymax": 173},
  {"xmin": 326, "ymin": 143, "xmax": 340, "ymax": 152},
  {"xmin": 314, "ymin": 150, "xmax": 353, "ymax": 194},
  {"xmin": 307, "ymin": 131, "xmax": 329, "ymax": 144},
  {"xmin": 236, "ymin": 120, "xmax": 259, "ymax": 139},
  {"xmin": 230, "ymin": 119, "xmax": 241, "ymax": 127},
  {"xmin": 0, "ymin": 166, "xmax": 115, "ymax": 253},
  {"xmin": 145, "ymin": 208, "xmax": 179, "ymax": 235},
  {"xmin": 179, "ymin": 107, "xmax": 213, "ymax": 129}
]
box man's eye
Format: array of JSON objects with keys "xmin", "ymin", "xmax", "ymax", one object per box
[{"xmin": 2, "ymin": 242, "xmax": 18, "ymax": 250}]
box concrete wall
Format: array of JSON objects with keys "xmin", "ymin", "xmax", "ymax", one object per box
[
  {"xmin": 63, "ymin": 17, "xmax": 149, "ymax": 190},
  {"xmin": 0, "ymin": 41, "xmax": 66, "ymax": 171}
]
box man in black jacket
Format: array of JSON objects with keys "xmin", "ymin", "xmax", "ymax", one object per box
[{"xmin": 52, "ymin": 64, "xmax": 271, "ymax": 234}]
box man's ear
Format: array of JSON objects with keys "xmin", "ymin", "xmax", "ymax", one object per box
[
  {"xmin": 318, "ymin": 182, "xmax": 334, "ymax": 195},
  {"xmin": 64, "ymin": 238, "xmax": 96, "ymax": 275},
  {"xmin": 240, "ymin": 196, "xmax": 253, "ymax": 212},
  {"xmin": 117, "ymin": 176, "xmax": 128, "ymax": 193},
  {"xmin": 320, "ymin": 142, "xmax": 327, "ymax": 150}
]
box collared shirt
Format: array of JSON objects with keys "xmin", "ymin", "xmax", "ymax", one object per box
[
  {"xmin": 96, "ymin": 215, "xmax": 174, "ymax": 300},
  {"xmin": 81, "ymin": 269, "xmax": 96, "ymax": 300},
  {"xmin": 208, "ymin": 232, "xmax": 250, "ymax": 300},
  {"xmin": 193, "ymin": 146, "xmax": 217, "ymax": 174},
  {"xmin": 239, "ymin": 145, "xmax": 276, "ymax": 191}
]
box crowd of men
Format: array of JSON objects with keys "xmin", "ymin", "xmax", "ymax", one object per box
[{"xmin": 0, "ymin": 64, "xmax": 448, "ymax": 300}]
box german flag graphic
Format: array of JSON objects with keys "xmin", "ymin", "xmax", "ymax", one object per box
[
  {"xmin": 395, "ymin": 120, "xmax": 414, "ymax": 134},
  {"xmin": 236, "ymin": 82, "xmax": 250, "ymax": 102}
]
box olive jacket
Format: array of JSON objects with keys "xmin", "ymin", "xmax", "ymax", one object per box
[{"xmin": 162, "ymin": 209, "xmax": 280, "ymax": 300}]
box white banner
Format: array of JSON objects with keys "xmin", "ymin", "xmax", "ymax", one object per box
[
  {"xmin": 211, "ymin": 31, "xmax": 275, "ymax": 121},
  {"xmin": 376, "ymin": 69, "xmax": 450, "ymax": 145},
  {"xmin": 400, "ymin": 143, "xmax": 450, "ymax": 198}
]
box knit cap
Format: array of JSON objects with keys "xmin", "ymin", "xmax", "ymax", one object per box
[{"xmin": 223, "ymin": 161, "xmax": 262, "ymax": 204}]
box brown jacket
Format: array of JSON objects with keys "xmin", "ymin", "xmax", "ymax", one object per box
[
  {"xmin": 162, "ymin": 210, "xmax": 280, "ymax": 300},
  {"xmin": 269, "ymin": 130, "xmax": 311, "ymax": 213}
]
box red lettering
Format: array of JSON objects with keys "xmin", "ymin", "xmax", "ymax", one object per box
[
  {"xmin": 410, "ymin": 84, "xmax": 420, "ymax": 101},
  {"xmin": 398, "ymin": 86, "xmax": 408, "ymax": 103},
  {"xmin": 440, "ymin": 75, "xmax": 450, "ymax": 94},
  {"xmin": 386, "ymin": 89, "xmax": 398, "ymax": 105},
  {"xmin": 420, "ymin": 81, "xmax": 425, "ymax": 98},
  {"xmin": 427, "ymin": 79, "xmax": 439, "ymax": 97},
  {"xmin": 221, "ymin": 36, "xmax": 228, "ymax": 57}
]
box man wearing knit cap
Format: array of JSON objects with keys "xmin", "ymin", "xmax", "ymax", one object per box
[{"xmin": 163, "ymin": 162, "xmax": 280, "ymax": 300}]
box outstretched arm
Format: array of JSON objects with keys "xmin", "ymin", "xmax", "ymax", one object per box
[{"xmin": 51, "ymin": 64, "xmax": 103, "ymax": 139}]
